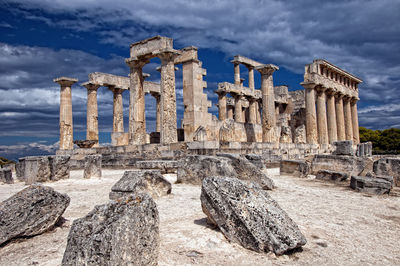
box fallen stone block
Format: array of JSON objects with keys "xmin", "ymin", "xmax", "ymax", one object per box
[
  {"xmin": 0, "ymin": 168, "xmax": 13, "ymax": 184},
  {"xmin": 316, "ymin": 170, "xmax": 349, "ymax": 182},
  {"xmin": 109, "ymin": 170, "xmax": 171, "ymax": 200},
  {"xmin": 244, "ymin": 154, "xmax": 266, "ymax": 169},
  {"xmin": 311, "ymin": 155, "xmax": 368, "ymax": 176},
  {"xmin": 350, "ymin": 176, "xmax": 391, "ymax": 195},
  {"xmin": 177, "ymin": 155, "xmax": 274, "ymax": 190},
  {"xmin": 49, "ymin": 155, "xmax": 71, "ymax": 181},
  {"xmin": 333, "ymin": 140, "xmax": 353, "ymax": 156},
  {"xmin": 201, "ymin": 176, "xmax": 306, "ymax": 255},
  {"xmin": 83, "ymin": 154, "xmax": 102, "ymax": 179},
  {"xmin": 0, "ymin": 185, "xmax": 70, "ymax": 245},
  {"xmin": 24, "ymin": 156, "xmax": 52, "ymax": 184},
  {"xmin": 373, "ymin": 158, "xmax": 400, "ymax": 187},
  {"xmin": 62, "ymin": 193, "xmax": 159, "ymax": 266},
  {"xmin": 135, "ymin": 160, "xmax": 180, "ymax": 173},
  {"xmin": 365, "ymin": 172, "xmax": 394, "ymax": 188},
  {"xmin": 16, "ymin": 158, "xmax": 25, "ymax": 181},
  {"xmin": 280, "ymin": 160, "xmax": 310, "ymax": 178}
]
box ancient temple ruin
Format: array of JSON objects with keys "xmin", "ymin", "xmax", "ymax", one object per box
[{"xmin": 53, "ymin": 36, "xmax": 362, "ymax": 166}]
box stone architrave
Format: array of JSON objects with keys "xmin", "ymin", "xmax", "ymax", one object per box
[
  {"xmin": 256, "ymin": 64, "xmax": 279, "ymax": 143},
  {"xmin": 82, "ymin": 82, "xmax": 100, "ymax": 147},
  {"xmin": 351, "ymin": 97, "xmax": 360, "ymax": 144},
  {"xmin": 302, "ymin": 82, "xmax": 318, "ymax": 144},
  {"xmin": 335, "ymin": 93, "xmax": 346, "ymax": 141},
  {"xmin": 343, "ymin": 96, "xmax": 353, "ymax": 141},
  {"xmin": 54, "ymin": 77, "xmax": 78, "ymax": 150},
  {"xmin": 126, "ymin": 59, "xmax": 148, "ymax": 145},
  {"xmin": 326, "ymin": 89, "xmax": 337, "ymax": 143},
  {"xmin": 218, "ymin": 91, "xmax": 227, "ymax": 121},
  {"xmin": 107, "ymin": 86, "xmax": 125, "ymax": 134},
  {"xmin": 316, "ymin": 86, "xmax": 329, "ymax": 144},
  {"xmin": 158, "ymin": 50, "xmax": 181, "ymax": 144}
]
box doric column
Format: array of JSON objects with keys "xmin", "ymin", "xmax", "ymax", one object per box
[
  {"xmin": 335, "ymin": 93, "xmax": 346, "ymax": 141},
  {"xmin": 107, "ymin": 85, "xmax": 125, "ymax": 134},
  {"xmin": 234, "ymin": 63, "xmax": 240, "ymax": 85},
  {"xmin": 233, "ymin": 93, "xmax": 243, "ymax": 123},
  {"xmin": 82, "ymin": 82, "xmax": 100, "ymax": 147},
  {"xmin": 151, "ymin": 93, "xmax": 161, "ymax": 132},
  {"xmin": 249, "ymin": 97, "xmax": 257, "ymax": 124},
  {"xmin": 54, "ymin": 77, "xmax": 77, "ymax": 150},
  {"xmin": 256, "ymin": 64, "xmax": 279, "ymax": 143},
  {"xmin": 302, "ymin": 82, "xmax": 318, "ymax": 144},
  {"xmin": 256, "ymin": 100, "xmax": 261, "ymax": 124},
  {"xmin": 126, "ymin": 58, "xmax": 148, "ymax": 145},
  {"xmin": 343, "ymin": 95, "xmax": 353, "ymax": 141},
  {"xmin": 218, "ymin": 91, "xmax": 227, "ymax": 121},
  {"xmin": 247, "ymin": 66, "xmax": 255, "ymax": 90},
  {"xmin": 351, "ymin": 97, "xmax": 360, "ymax": 144},
  {"xmin": 227, "ymin": 105, "xmax": 234, "ymax": 119},
  {"xmin": 316, "ymin": 86, "xmax": 329, "ymax": 144},
  {"xmin": 158, "ymin": 50, "xmax": 180, "ymax": 144},
  {"xmin": 326, "ymin": 89, "xmax": 337, "ymax": 143}
]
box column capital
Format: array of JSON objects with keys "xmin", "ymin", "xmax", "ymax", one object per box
[
  {"xmin": 54, "ymin": 77, "xmax": 78, "ymax": 87},
  {"xmin": 315, "ymin": 85, "xmax": 327, "ymax": 94},
  {"xmin": 125, "ymin": 58, "xmax": 149, "ymax": 68},
  {"xmin": 255, "ymin": 64, "xmax": 279, "ymax": 75},
  {"xmin": 300, "ymin": 82, "xmax": 316, "ymax": 90},
  {"xmin": 106, "ymin": 84, "xmax": 125, "ymax": 94},
  {"xmin": 335, "ymin": 92, "xmax": 345, "ymax": 99},
  {"xmin": 154, "ymin": 48, "xmax": 182, "ymax": 63},
  {"xmin": 325, "ymin": 88, "xmax": 336, "ymax": 96},
  {"xmin": 350, "ymin": 96, "xmax": 360, "ymax": 104},
  {"xmin": 81, "ymin": 82, "xmax": 100, "ymax": 91}
]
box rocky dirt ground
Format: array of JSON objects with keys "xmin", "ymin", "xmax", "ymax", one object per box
[{"xmin": 0, "ymin": 169, "xmax": 399, "ymax": 265}]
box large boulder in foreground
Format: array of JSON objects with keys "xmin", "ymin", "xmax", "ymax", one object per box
[
  {"xmin": 177, "ymin": 155, "xmax": 274, "ymax": 190},
  {"xmin": 0, "ymin": 185, "xmax": 70, "ymax": 245},
  {"xmin": 109, "ymin": 170, "xmax": 171, "ymax": 200},
  {"xmin": 62, "ymin": 193, "xmax": 159, "ymax": 266},
  {"xmin": 201, "ymin": 177, "xmax": 306, "ymax": 255}
]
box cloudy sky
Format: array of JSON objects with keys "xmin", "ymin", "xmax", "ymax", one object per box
[{"xmin": 0, "ymin": 0, "xmax": 399, "ymax": 160}]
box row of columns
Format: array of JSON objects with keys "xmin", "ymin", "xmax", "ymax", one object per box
[{"xmin": 304, "ymin": 83, "xmax": 359, "ymax": 145}]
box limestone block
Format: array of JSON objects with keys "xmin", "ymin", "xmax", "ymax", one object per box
[
  {"xmin": 316, "ymin": 170, "xmax": 349, "ymax": 182},
  {"xmin": 24, "ymin": 156, "xmax": 52, "ymax": 185},
  {"xmin": 201, "ymin": 177, "xmax": 306, "ymax": 255},
  {"xmin": 83, "ymin": 155, "xmax": 102, "ymax": 179},
  {"xmin": 16, "ymin": 158, "xmax": 25, "ymax": 181},
  {"xmin": 193, "ymin": 126, "xmax": 207, "ymax": 141},
  {"xmin": 366, "ymin": 172, "xmax": 394, "ymax": 187},
  {"xmin": 135, "ymin": 160, "xmax": 180, "ymax": 173},
  {"xmin": 49, "ymin": 155, "xmax": 71, "ymax": 181},
  {"xmin": 311, "ymin": 155, "xmax": 368, "ymax": 176},
  {"xmin": 280, "ymin": 160, "xmax": 310, "ymax": 178},
  {"xmin": 373, "ymin": 158, "xmax": 400, "ymax": 187},
  {"xmin": 109, "ymin": 170, "xmax": 171, "ymax": 200},
  {"xmin": 244, "ymin": 154, "xmax": 266, "ymax": 169},
  {"xmin": 111, "ymin": 132, "xmax": 129, "ymax": 146},
  {"xmin": 350, "ymin": 176, "xmax": 391, "ymax": 195},
  {"xmin": 294, "ymin": 125, "xmax": 306, "ymax": 144},
  {"xmin": 333, "ymin": 140, "xmax": 354, "ymax": 155},
  {"xmin": 0, "ymin": 169, "xmax": 13, "ymax": 184},
  {"xmin": 130, "ymin": 35, "xmax": 173, "ymax": 58}
]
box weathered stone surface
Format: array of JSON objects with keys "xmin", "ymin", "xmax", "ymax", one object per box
[
  {"xmin": 280, "ymin": 160, "xmax": 310, "ymax": 178},
  {"xmin": 316, "ymin": 170, "xmax": 349, "ymax": 182},
  {"xmin": 177, "ymin": 155, "xmax": 275, "ymax": 190},
  {"xmin": 0, "ymin": 169, "xmax": 13, "ymax": 184},
  {"xmin": 373, "ymin": 158, "xmax": 400, "ymax": 187},
  {"xmin": 16, "ymin": 158, "xmax": 25, "ymax": 181},
  {"xmin": 333, "ymin": 140, "xmax": 354, "ymax": 156},
  {"xmin": 244, "ymin": 154, "xmax": 266, "ymax": 169},
  {"xmin": 109, "ymin": 170, "xmax": 171, "ymax": 200},
  {"xmin": 135, "ymin": 160, "xmax": 179, "ymax": 173},
  {"xmin": 366, "ymin": 172, "xmax": 394, "ymax": 187},
  {"xmin": 74, "ymin": 140, "xmax": 97, "ymax": 148},
  {"xmin": 62, "ymin": 193, "xmax": 159, "ymax": 266},
  {"xmin": 311, "ymin": 155, "xmax": 368, "ymax": 176},
  {"xmin": 24, "ymin": 156, "xmax": 52, "ymax": 185},
  {"xmin": 83, "ymin": 154, "xmax": 102, "ymax": 179},
  {"xmin": 350, "ymin": 176, "xmax": 391, "ymax": 195},
  {"xmin": 294, "ymin": 125, "xmax": 306, "ymax": 144},
  {"xmin": 0, "ymin": 185, "xmax": 70, "ymax": 245},
  {"xmin": 49, "ymin": 155, "xmax": 70, "ymax": 181},
  {"xmin": 201, "ymin": 177, "xmax": 306, "ymax": 255}
]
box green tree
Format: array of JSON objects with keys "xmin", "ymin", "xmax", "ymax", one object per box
[{"xmin": 359, "ymin": 127, "xmax": 400, "ymax": 154}]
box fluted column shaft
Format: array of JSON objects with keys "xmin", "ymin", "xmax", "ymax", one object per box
[
  {"xmin": 234, "ymin": 94, "xmax": 243, "ymax": 123},
  {"xmin": 335, "ymin": 94, "xmax": 346, "ymax": 141},
  {"xmin": 218, "ymin": 92, "xmax": 227, "ymax": 121},
  {"xmin": 83, "ymin": 83, "xmax": 100, "ymax": 147},
  {"xmin": 326, "ymin": 90, "xmax": 337, "ymax": 143},
  {"xmin": 234, "ymin": 63, "xmax": 240, "ymax": 85},
  {"xmin": 248, "ymin": 66, "xmax": 255, "ymax": 90},
  {"xmin": 109, "ymin": 87, "xmax": 124, "ymax": 133},
  {"xmin": 249, "ymin": 98, "xmax": 257, "ymax": 124},
  {"xmin": 343, "ymin": 96, "xmax": 353, "ymax": 141},
  {"xmin": 304, "ymin": 84, "xmax": 318, "ymax": 144},
  {"xmin": 351, "ymin": 98, "xmax": 360, "ymax": 144},
  {"xmin": 316, "ymin": 87, "xmax": 329, "ymax": 144}
]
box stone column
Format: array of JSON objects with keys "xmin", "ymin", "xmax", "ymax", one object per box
[
  {"xmin": 227, "ymin": 106, "xmax": 234, "ymax": 119},
  {"xmin": 302, "ymin": 82, "xmax": 318, "ymax": 144},
  {"xmin": 54, "ymin": 77, "xmax": 77, "ymax": 150},
  {"xmin": 256, "ymin": 100, "xmax": 261, "ymax": 124},
  {"xmin": 107, "ymin": 86, "xmax": 124, "ymax": 134},
  {"xmin": 158, "ymin": 51, "xmax": 180, "ymax": 144},
  {"xmin": 247, "ymin": 66, "xmax": 255, "ymax": 90},
  {"xmin": 316, "ymin": 86, "xmax": 329, "ymax": 144},
  {"xmin": 126, "ymin": 59, "xmax": 148, "ymax": 145},
  {"xmin": 234, "ymin": 63, "xmax": 240, "ymax": 85},
  {"xmin": 343, "ymin": 96, "xmax": 353, "ymax": 141},
  {"xmin": 256, "ymin": 64, "xmax": 279, "ymax": 143},
  {"xmin": 335, "ymin": 93, "xmax": 346, "ymax": 141},
  {"xmin": 151, "ymin": 93, "xmax": 161, "ymax": 132},
  {"xmin": 233, "ymin": 93, "xmax": 243, "ymax": 123},
  {"xmin": 249, "ymin": 98, "xmax": 257, "ymax": 124},
  {"xmin": 82, "ymin": 82, "xmax": 100, "ymax": 147},
  {"xmin": 218, "ymin": 92, "xmax": 227, "ymax": 121},
  {"xmin": 326, "ymin": 89, "xmax": 337, "ymax": 143},
  {"xmin": 351, "ymin": 97, "xmax": 360, "ymax": 144}
]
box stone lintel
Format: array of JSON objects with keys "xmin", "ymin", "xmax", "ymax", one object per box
[
  {"xmin": 89, "ymin": 72, "xmax": 130, "ymax": 90},
  {"xmin": 130, "ymin": 35, "xmax": 173, "ymax": 58},
  {"xmin": 54, "ymin": 77, "xmax": 78, "ymax": 86},
  {"xmin": 144, "ymin": 81, "xmax": 161, "ymax": 95},
  {"xmin": 314, "ymin": 59, "xmax": 363, "ymax": 83},
  {"xmin": 231, "ymin": 55, "xmax": 263, "ymax": 68},
  {"xmin": 255, "ymin": 64, "xmax": 279, "ymax": 74},
  {"xmin": 174, "ymin": 46, "xmax": 199, "ymax": 64}
]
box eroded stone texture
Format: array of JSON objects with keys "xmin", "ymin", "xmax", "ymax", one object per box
[
  {"xmin": 201, "ymin": 177, "xmax": 307, "ymax": 255},
  {"xmin": 83, "ymin": 155, "xmax": 102, "ymax": 179},
  {"xmin": 62, "ymin": 193, "xmax": 159, "ymax": 266},
  {"xmin": 24, "ymin": 156, "xmax": 52, "ymax": 185},
  {"xmin": 82, "ymin": 82, "xmax": 100, "ymax": 147},
  {"xmin": 49, "ymin": 155, "xmax": 70, "ymax": 181},
  {"xmin": 350, "ymin": 176, "xmax": 391, "ymax": 195},
  {"xmin": 109, "ymin": 170, "xmax": 171, "ymax": 200},
  {"xmin": 333, "ymin": 140, "xmax": 354, "ymax": 156},
  {"xmin": 0, "ymin": 169, "xmax": 13, "ymax": 184},
  {"xmin": 0, "ymin": 185, "xmax": 70, "ymax": 245},
  {"xmin": 335, "ymin": 94, "xmax": 346, "ymax": 141},
  {"xmin": 302, "ymin": 83, "xmax": 318, "ymax": 144},
  {"xmin": 373, "ymin": 158, "xmax": 400, "ymax": 187},
  {"xmin": 311, "ymin": 155, "xmax": 369, "ymax": 176},
  {"xmin": 316, "ymin": 170, "xmax": 349, "ymax": 182},
  {"xmin": 135, "ymin": 160, "xmax": 179, "ymax": 174},
  {"xmin": 316, "ymin": 87, "xmax": 329, "ymax": 144},
  {"xmin": 280, "ymin": 160, "xmax": 310, "ymax": 178}
]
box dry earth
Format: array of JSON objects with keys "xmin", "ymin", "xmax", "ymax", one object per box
[{"xmin": 0, "ymin": 169, "xmax": 399, "ymax": 265}]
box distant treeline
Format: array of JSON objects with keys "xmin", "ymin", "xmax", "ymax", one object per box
[
  {"xmin": 0, "ymin": 156, "xmax": 16, "ymax": 167},
  {"xmin": 359, "ymin": 127, "xmax": 400, "ymax": 154}
]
